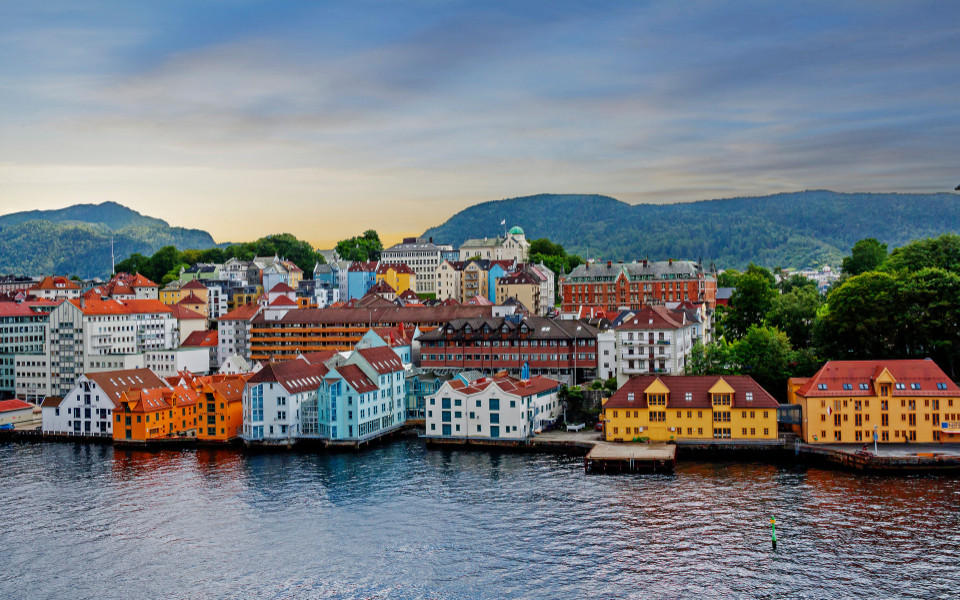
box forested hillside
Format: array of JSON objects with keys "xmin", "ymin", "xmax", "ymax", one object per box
[
  {"xmin": 423, "ymin": 191, "xmax": 960, "ymax": 269},
  {"xmin": 0, "ymin": 202, "xmax": 217, "ymax": 278}
]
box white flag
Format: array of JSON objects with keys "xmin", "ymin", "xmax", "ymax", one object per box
[{"xmin": 500, "ymin": 219, "xmax": 506, "ymax": 226}]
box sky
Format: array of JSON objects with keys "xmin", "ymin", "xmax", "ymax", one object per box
[{"xmin": 1, "ymin": 1, "xmax": 958, "ymax": 248}]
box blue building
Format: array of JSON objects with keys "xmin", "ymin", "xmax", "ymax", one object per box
[{"xmin": 346, "ymin": 261, "xmax": 379, "ymax": 301}]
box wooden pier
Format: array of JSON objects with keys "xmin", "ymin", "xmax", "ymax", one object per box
[{"xmin": 584, "ymin": 442, "xmax": 677, "ymax": 473}]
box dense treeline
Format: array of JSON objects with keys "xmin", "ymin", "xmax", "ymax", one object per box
[
  {"xmin": 423, "ymin": 191, "xmax": 960, "ymax": 270},
  {"xmin": 691, "ymin": 234, "xmax": 960, "ymax": 400},
  {"xmin": 115, "ymin": 233, "xmax": 325, "ymax": 285}
]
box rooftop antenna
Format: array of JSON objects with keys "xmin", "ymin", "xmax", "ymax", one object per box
[{"xmin": 111, "ymin": 235, "xmax": 116, "ymax": 275}]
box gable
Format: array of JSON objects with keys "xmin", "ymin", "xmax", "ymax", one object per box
[
  {"xmin": 708, "ymin": 378, "xmax": 735, "ymax": 395},
  {"xmin": 643, "ymin": 378, "xmax": 671, "ymax": 396}
]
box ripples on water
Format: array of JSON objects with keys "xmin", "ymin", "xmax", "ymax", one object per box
[{"xmin": 1, "ymin": 440, "xmax": 959, "ymax": 600}]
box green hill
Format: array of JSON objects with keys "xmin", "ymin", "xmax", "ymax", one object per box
[
  {"xmin": 422, "ymin": 191, "xmax": 960, "ymax": 269},
  {"xmin": 0, "ymin": 202, "xmax": 217, "ymax": 278}
]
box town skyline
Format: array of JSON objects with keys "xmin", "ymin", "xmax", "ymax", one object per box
[{"xmin": 2, "ymin": 1, "xmax": 958, "ymax": 247}]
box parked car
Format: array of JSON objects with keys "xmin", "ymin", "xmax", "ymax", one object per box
[
  {"xmin": 595, "ymin": 422, "xmax": 604, "ymax": 432},
  {"xmin": 0, "ymin": 423, "xmax": 14, "ymax": 431}
]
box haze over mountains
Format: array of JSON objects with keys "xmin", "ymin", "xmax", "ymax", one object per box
[
  {"xmin": 0, "ymin": 202, "xmax": 217, "ymax": 279},
  {"xmin": 424, "ymin": 191, "xmax": 960, "ymax": 270}
]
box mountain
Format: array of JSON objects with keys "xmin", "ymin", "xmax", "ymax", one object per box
[
  {"xmin": 0, "ymin": 202, "xmax": 217, "ymax": 278},
  {"xmin": 422, "ymin": 191, "xmax": 960, "ymax": 269}
]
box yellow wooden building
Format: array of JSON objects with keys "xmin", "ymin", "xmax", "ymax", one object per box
[
  {"xmin": 789, "ymin": 359, "xmax": 960, "ymax": 444},
  {"xmin": 603, "ymin": 375, "xmax": 779, "ymax": 442}
]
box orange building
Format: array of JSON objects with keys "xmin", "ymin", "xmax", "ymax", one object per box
[
  {"xmin": 113, "ymin": 385, "xmax": 199, "ymax": 442},
  {"xmin": 177, "ymin": 373, "xmax": 249, "ymax": 442}
]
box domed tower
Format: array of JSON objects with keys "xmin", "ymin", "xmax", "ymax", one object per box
[{"xmin": 505, "ymin": 226, "xmax": 529, "ymax": 262}]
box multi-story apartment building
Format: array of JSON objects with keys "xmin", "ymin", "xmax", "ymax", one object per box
[
  {"xmin": 614, "ymin": 305, "xmax": 696, "ymax": 385},
  {"xmin": 418, "ymin": 316, "xmax": 598, "ymax": 385},
  {"xmin": 112, "ymin": 384, "xmax": 200, "ymax": 443},
  {"xmin": 18, "ymin": 298, "xmax": 179, "ymax": 398},
  {"xmin": 382, "ymin": 237, "xmax": 453, "ymax": 295},
  {"xmin": 788, "ymin": 359, "xmax": 960, "ymax": 444},
  {"xmin": 222, "ymin": 258, "xmax": 254, "ymax": 285},
  {"xmin": 217, "ymin": 303, "xmax": 262, "ymax": 367},
  {"xmin": 345, "ymin": 261, "xmax": 379, "ymax": 300},
  {"xmin": 458, "ymin": 226, "xmax": 530, "ymax": 263},
  {"xmin": 425, "ymin": 372, "xmax": 561, "ymax": 441},
  {"xmin": 561, "ymin": 259, "xmax": 717, "ymax": 312},
  {"xmin": 0, "ymin": 302, "xmax": 49, "ymax": 399},
  {"xmin": 495, "ymin": 271, "xmax": 541, "ymax": 313},
  {"xmin": 249, "ymin": 305, "xmax": 493, "ymax": 362},
  {"xmin": 0, "ymin": 275, "xmax": 37, "ymax": 296},
  {"xmin": 41, "ymin": 367, "xmax": 168, "ymax": 437},
  {"xmin": 603, "ymin": 375, "xmax": 779, "ymax": 442},
  {"xmin": 376, "ymin": 263, "xmax": 416, "ymax": 295},
  {"xmin": 174, "ymin": 372, "xmax": 249, "ymax": 442}
]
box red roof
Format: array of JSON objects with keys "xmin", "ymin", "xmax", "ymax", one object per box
[
  {"xmin": 300, "ymin": 350, "xmax": 340, "ymax": 365},
  {"xmin": 67, "ymin": 298, "xmax": 130, "ymax": 315},
  {"xmin": 182, "ymin": 330, "xmax": 218, "ymax": 347},
  {"xmin": 129, "ymin": 273, "xmax": 159, "ymax": 287},
  {"xmin": 182, "ymin": 279, "xmax": 208, "ymax": 290},
  {"xmin": 368, "ymin": 280, "xmax": 396, "ymax": 294},
  {"xmin": 0, "ymin": 399, "xmax": 34, "ymax": 412},
  {"xmin": 378, "ymin": 262, "xmax": 415, "ymax": 275},
  {"xmin": 269, "ymin": 295, "xmax": 298, "ymax": 307},
  {"xmin": 348, "ymin": 261, "xmax": 379, "ymax": 272},
  {"xmin": 466, "ymin": 295, "xmax": 493, "ymax": 306},
  {"xmin": 84, "ymin": 368, "xmax": 170, "ymax": 409},
  {"xmin": 616, "ymin": 305, "xmax": 687, "ymax": 330},
  {"xmin": 177, "ymin": 293, "xmax": 205, "ymax": 305},
  {"xmin": 219, "ymin": 303, "xmax": 261, "ymax": 321},
  {"xmin": 605, "ymin": 375, "xmax": 778, "ymax": 409},
  {"xmin": 0, "ymin": 302, "xmax": 40, "ymax": 317},
  {"xmin": 335, "ymin": 364, "xmax": 378, "ymax": 393},
  {"xmin": 170, "ymin": 305, "xmax": 206, "ymax": 320},
  {"xmin": 30, "ymin": 276, "xmax": 80, "ymax": 290},
  {"xmin": 269, "ymin": 282, "xmax": 296, "ymax": 294},
  {"xmin": 397, "ymin": 289, "xmax": 420, "ymax": 300},
  {"xmin": 447, "ymin": 373, "xmax": 561, "ymax": 397},
  {"xmin": 796, "ymin": 360, "xmax": 959, "ymax": 398},
  {"xmin": 118, "ymin": 299, "xmax": 173, "ymax": 314},
  {"xmin": 247, "ymin": 358, "xmax": 328, "ymax": 394},
  {"xmin": 356, "ymin": 346, "xmax": 404, "ymax": 374}
]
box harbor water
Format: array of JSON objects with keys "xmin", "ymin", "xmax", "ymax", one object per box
[{"xmin": 1, "ymin": 440, "xmax": 958, "ymax": 599}]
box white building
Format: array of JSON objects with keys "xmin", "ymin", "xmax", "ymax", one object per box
[
  {"xmin": 18, "ymin": 298, "xmax": 178, "ymax": 398},
  {"xmin": 217, "ymin": 303, "xmax": 261, "ymax": 367},
  {"xmin": 241, "ymin": 357, "xmax": 327, "ymax": 443},
  {"xmin": 381, "ymin": 237, "xmax": 453, "ymax": 295},
  {"xmin": 144, "ymin": 347, "xmax": 210, "ymax": 377},
  {"xmin": 40, "ymin": 368, "xmax": 168, "ymax": 437},
  {"xmin": 614, "ymin": 305, "xmax": 695, "ymax": 386},
  {"xmin": 597, "ymin": 330, "xmax": 617, "ymax": 381},
  {"xmin": 458, "ymin": 226, "xmax": 530, "ymax": 263},
  {"xmin": 425, "ymin": 373, "xmax": 561, "ymax": 440},
  {"xmin": 26, "ymin": 276, "xmax": 81, "ymax": 301}
]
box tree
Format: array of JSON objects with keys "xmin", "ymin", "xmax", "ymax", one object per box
[
  {"xmin": 716, "ymin": 269, "xmax": 740, "ymax": 287},
  {"xmin": 686, "ymin": 341, "xmax": 736, "ymax": 375},
  {"xmin": 778, "ymin": 273, "xmax": 817, "ymax": 295},
  {"xmin": 842, "ymin": 238, "xmax": 888, "ymax": 276},
  {"xmin": 335, "ymin": 230, "xmax": 383, "ymax": 262},
  {"xmin": 766, "ymin": 287, "xmax": 821, "ymax": 348},
  {"xmin": 725, "ymin": 269, "xmax": 776, "ymax": 339},
  {"xmin": 732, "ymin": 325, "xmax": 794, "ymax": 399},
  {"xmin": 814, "ymin": 271, "xmax": 903, "ymax": 359},
  {"xmin": 145, "ymin": 246, "xmax": 183, "ymax": 284},
  {"xmin": 114, "ymin": 252, "xmax": 149, "ymax": 277},
  {"xmin": 883, "ymin": 233, "xmax": 960, "ymax": 274}
]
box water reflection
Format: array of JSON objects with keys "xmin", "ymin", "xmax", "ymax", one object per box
[{"xmin": 1, "ymin": 440, "xmax": 959, "ymax": 600}]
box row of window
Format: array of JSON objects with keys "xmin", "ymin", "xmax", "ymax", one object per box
[{"xmin": 611, "ymin": 409, "xmax": 771, "ymax": 419}]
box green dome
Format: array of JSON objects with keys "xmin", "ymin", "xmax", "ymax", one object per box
[{"xmin": 508, "ymin": 226, "xmax": 524, "ymax": 235}]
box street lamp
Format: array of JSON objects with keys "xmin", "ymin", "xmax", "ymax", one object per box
[{"xmin": 873, "ymin": 424, "xmax": 878, "ymax": 454}]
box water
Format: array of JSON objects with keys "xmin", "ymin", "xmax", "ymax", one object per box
[{"xmin": 2, "ymin": 440, "xmax": 959, "ymax": 600}]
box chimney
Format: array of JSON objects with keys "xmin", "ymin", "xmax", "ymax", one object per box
[
  {"xmin": 642, "ymin": 259, "xmax": 648, "ymax": 267},
  {"xmin": 607, "ymin": 261, "xmax": 612, "ymax": 267},
  {"xmin": 669, "ymin": 259, "xmax": 673, "ymax": 266},
  {"xmin": 429, "ymin": 237, "xmax": 433, "ymax": 243}
]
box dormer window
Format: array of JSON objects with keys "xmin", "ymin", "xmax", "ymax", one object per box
[
  {"xmin": 842, "ymin": 383, "xmax": 852, "ymax": 390},
  {"xmin": 684, "ymin": 392, "xmax": 692, "ymax": 402},
  {"xmin": 859, "ymin": 383, "xmax": 869, "ymax": 390},
  {"xmin": 938, "ymin": 383, "xmax": 949, "ymax": 390},
  {"xmin": 910, "ymin": 383, "xmax": 921, "ymax": 390},
  {"xmin": 627, "ymin": 393, "xmax": 634, "ymax": 402},
  {"xmin": 745, "ymin": 392, "xmax": 753, "ymax": 401},
  {"xmin": 895, "ymin": 383, "xmax": 905, "ymax": 390},
  {"xmin": 817, "ymin": 384, "xmax": 827, "ymax": 390}
]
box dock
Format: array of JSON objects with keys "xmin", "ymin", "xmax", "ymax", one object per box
[
  {"xmin": 584, "ymin": 442, "xmax": 676, "ymax": 473},
  {"xmin": 798, "ymin": 442, "xmax": 960, "ymax": 472}
]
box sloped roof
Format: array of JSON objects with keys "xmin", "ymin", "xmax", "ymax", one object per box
[
  {"xmin": 182, "ymin": 329, "xmax": 218, "ymax": 347},
  {"xmin": 616, "ymin": 305, "xmax": 687, "ymax": 330},
  {"xmin": 335, "ymin": 364, "xmax": 378, "ymax": 393},
  {"xmin": 30, "ymin": 276, "xmax": 80, "ymax": 290},
  {"xmin": 219, "ymin": 303, "xmax": 261, "ymax": 321},
  {"xmin": 0, "ymin": 399, "xmax": 34, "ymax": 412},
  {"xmin": 357, "ymin": 346, "xmax": 404, "ymax": 374},
  {"xmin": 84, "ymin": 368, "xmax": 169, "ymax": 409},
  {"xmin": 246, "ymin": 358, "xmax": 328, "ymax": 394},
  {"xmin": 269, "ymin": 295, "xmax": 298, "ymax": 307},
  {"xmin": 181, "ymin": 279, "xmax": 208, "ymax": 290},
  {"xmin": 269, "ymin": 282, "xmax": 296, "ymax": 294},
  {"xmin": 170, "ymin": 304, "xmax": 206, "ymax": 320},
  {"xmin": 604, "ymin": 375, "xmax": 778, "ymax": 410},
  {"xmin": 796, "ymin": 360, "xmax": 959, "ymax": 398},
  {"xmin": 177, "ymin": 293, "xmax": 205, "ymax": 305},
  {"xmin": 447, "ymin": 373, "xmax": 560, "ymax": 397}
]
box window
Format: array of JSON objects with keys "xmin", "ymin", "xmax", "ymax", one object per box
[
  {"xmin": 910, "ymin": 383, "xmax": 921, "ymax": 390},
  {"xmin": 895, "ymin": 383, "xmax": 906, "ymax": 390},
  {"xmin": 937, "ymin": 382, "xmax": 948, "ymax": 390},
  {"xmin": 818, "ymin": 384, "xmax": 827, "ymax": 390},
  {"xmin": 842, "ymin": 383, "xmax": 852, "ymax": 390}
]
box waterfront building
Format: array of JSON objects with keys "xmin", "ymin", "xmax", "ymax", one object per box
[
  {"xmin": 614, "ymin": 305, "xmax": 696, "ymax": 385},
  {"xmin": 418, "ymin": 316, "xmax": 598, "ymax": 385},
  {"xmin": 42, "ymin": 367, "xmax": 168, "ymax": 437},
  {"xmin": 788, "ymin": 359, "xmax": 960, "ymax": 444},
  {"xmin": 241, "ymin": 357, "xmax": 328, "ymax": 444},
  {"xmin": 458, "ymin": 227, "xmax": 530, "ymax": 263},
  {"xmin": 249, "ymin": 305, "xmax": 493, "ymax": 362},
  {"xmin": 597, "ymin": 330, "xmax": 616, "ymax": 381},
  {"xmin": 405, "ymin": 369, "xmax": 455, "ymax": 420},
  {"xmin": 171, "ymin": 372, "xmax": 249, "ymax": 442},
  {"xmin": 217, "ymin": 303, "xmax": 262, "ymax": 367},
  {"xmin": 27, "ymin": 276, "xmax": 81, "ymax": 301},
  {"xmin": 112, "ymin": 384, "xmax": 199, "ymax": 442},
  {"xmin": 424, "ymin": 372, "xmax": 561, "ymax": 440},
  {"xmin": 602, "ymin": 375, "xmax": 779, "ymax": 442},
  {"xmin": 0, "ymin": 399, "xmax": 39, "ymax": 428},
  {"xmin": 561, "ymin": 259, "xmax": 717, "ymax": 312},
  {"xmin": 382, "ymin": 237, "xmax": 453, "ymax": 295}
]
